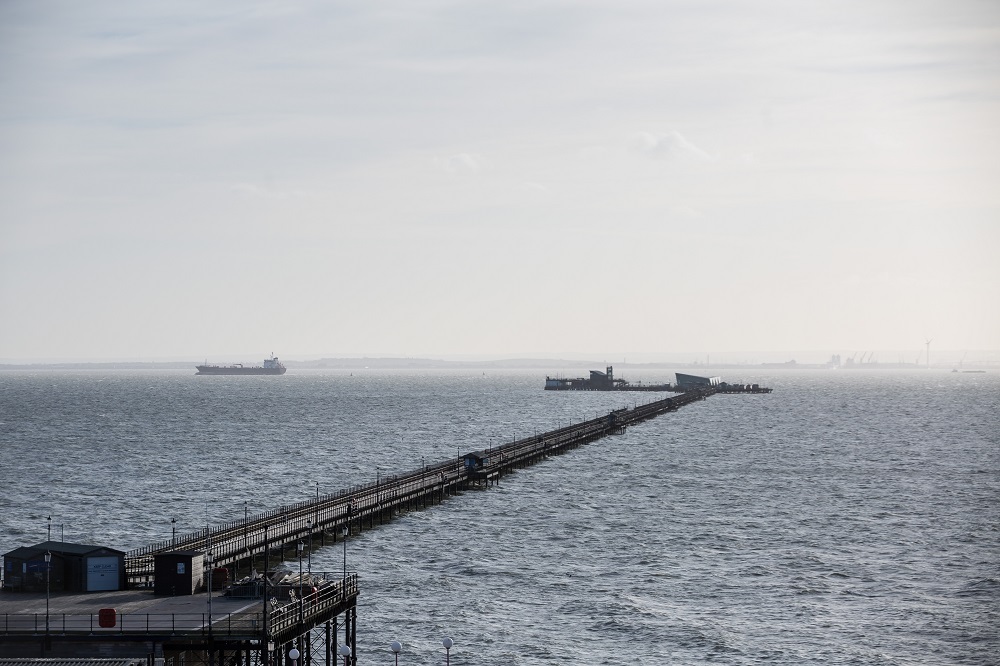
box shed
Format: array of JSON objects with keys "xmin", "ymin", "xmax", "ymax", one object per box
[
  {"xmin": 675, "ymin": 373, "xmax": 722, "ymax": 388},
  {"xmin": 463, "ymin": 451, "xmax": 490, "ymax": 471},
  {"xmin": 153, "ymin": 550, "xmax": 206, "ymax": 596},
  {"xmin": 2, "ymin": 541, "xmax": 125, "ymax": 593}
]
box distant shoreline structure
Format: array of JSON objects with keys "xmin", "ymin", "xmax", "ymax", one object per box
[{"xmin": 1, "ymin": 356, "xmax": 996, "ymax": 371}]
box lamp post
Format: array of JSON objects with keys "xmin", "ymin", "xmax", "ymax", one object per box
[
  {"xmin": 341, "ymin": 525, "xmax": 348, "ymax": 599},
  {"xmin": 306, "ymin": 520, "xmax": 313, "ymax": 572},
  {"xmin": 390, "ymin": 641, "xmax": 401, "ymax": 665},
  {"xmin": 47, "ymin": 515, "xmax": 51, "ymax": 541},
  {"xmin": 206, "ymin": 550, "xmax": 214, "ymax": 636},
  {"xmin": 442, "ymin": 637, "xmax": 453, "ymax": 666},
  {"xmin": 44, "ymin": 551, "xmax": 51, "ymax": 646},
  {"xmin": 171, "ymin": 518, "xmax": 176, "ymax": 548},
  {"xmin": 296, "ymin": 540, "xmax": 304, "ymax": 623},
  {"xmin": 338, "ymin": 644, "xmax": 351, "ymax": 666},
  {"xmin": 296, "ymin": 541, "xmax": 304, "ymax": 579},
  {"xmin": 288, "ymin": 647, "xmax": 300, "ymax": 666},
  {"xmin": 262, "ymin": 525, "xmax": 271, "ymax": 656}
]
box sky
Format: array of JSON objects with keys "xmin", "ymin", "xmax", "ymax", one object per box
[{"xmin": 1, "ymin": 0, "xmax": 998, "ymax": 362}]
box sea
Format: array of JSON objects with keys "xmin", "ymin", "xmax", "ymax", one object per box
[{"xmin": 0, "ymin": 368, "xmax": 997, "ymax": 665}]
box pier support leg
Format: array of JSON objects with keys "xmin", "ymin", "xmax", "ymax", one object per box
[{"xmin": 325, "ymin": 621, "xmax": 332, "ymax": 666}]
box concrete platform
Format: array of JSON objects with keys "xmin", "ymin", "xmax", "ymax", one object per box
[{"xmin": 0, "ymin": 589, "xmax": 261, "ymax": 617}]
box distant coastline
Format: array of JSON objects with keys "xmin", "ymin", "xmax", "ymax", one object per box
[{"xmin": 1, "ymin": 356, "xmax": 996, "ymax": 371}]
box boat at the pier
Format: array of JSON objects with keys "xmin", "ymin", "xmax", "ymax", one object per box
[{"xmin": 196, "ymin": 355, "xmax": 286, "ymax": 375}]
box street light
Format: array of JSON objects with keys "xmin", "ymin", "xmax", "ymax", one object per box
[
  {"xmin": 442, "ymin": 637, "xmax": 454, "ymax": 666},
  {"xmin": 171, "ymin": 518, "xmax": 176, "ymax": 548},
  {"xmin": 341, "ymin": 526, "xmax": 348, "ymax": 599},
  {"xmin": 206, "ymin": 550, "xmax": 214, "ymax": 636},
  {"xmin": 338, "ymin": 644, "xmax": 351, "ymax": 666},
  {"xmin": 44, "ymin": 551, "xmax": 51, "ymax": 646},
  {"xmin": 306, "ymin": 520, "xmax": 312, "ymax": 572},
  {"xmin": 288, "ymin": 647, "xmax": 300, "ymax": 666},
  {"xmin": 390, "ymin": 641, "xmax": 402, "ymax": 665},
  {"xmin": 296, "ymin": 540, "xmax": 305, "ymax": 623}
]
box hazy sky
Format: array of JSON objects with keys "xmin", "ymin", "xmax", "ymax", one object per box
[{"xmin": 2, "ymin": 1, "xmax": 998, "ymax": 362}]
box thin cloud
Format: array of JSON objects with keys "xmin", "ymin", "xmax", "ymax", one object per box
[
  {"xmin": 435, "ymin": 153, "xmax": 483, "ymax": 174},
  {"xmin": 630, "ymin": 130, "xmax": 715, "ymax": 163},
  {"xmin": 231, "ymin": 182, "xmax": 308, "ymax": 199}
]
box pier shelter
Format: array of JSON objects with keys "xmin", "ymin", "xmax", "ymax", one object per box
[
  {"xmin": 463, "ymin": 451, "xmax": 490, "ymax": 472},
  {"xmin": 153, "ymin": 551, "xmax": 206, "ymax": 596},
  {"xmin": 2, "ymin": 541, "xmax": 125, "ymax": 593},
  {"xmin": 675, "ymin": 373, "xmax": 722, "ymax": 388}
]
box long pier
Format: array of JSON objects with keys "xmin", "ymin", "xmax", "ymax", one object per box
[
  {"xmin": 125, "ymin": 387, "xmax": 716, "ymax": 586},
  {"xmin": 2, "ymin": 386, "xmax": 719, "ymax": 665}
]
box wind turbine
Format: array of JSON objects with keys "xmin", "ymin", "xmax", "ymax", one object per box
[{"xmin": 924, "ymin": 338, "xmax": 932, "ymax": 369}]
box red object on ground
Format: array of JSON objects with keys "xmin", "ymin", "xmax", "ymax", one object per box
[{"xmin": 98, "ymin": 608, "xmax": 117, "ymax": 628}]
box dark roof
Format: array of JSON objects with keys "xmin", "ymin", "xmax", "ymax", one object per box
[
  {"xmin": 2, "ymin": 541, "xmax": 126, "ymax": 560},
  {"xmin": 157, "ymin": 550, "xmax": 204, "ymax": 557},
  {"xmin": 463, "ymin": 451, "xmax": 489, "ymax": 460}
]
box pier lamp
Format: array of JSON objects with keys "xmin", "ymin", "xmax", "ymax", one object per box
[
  {"xmin": 306, "ymin": 521, "xmax": 312, "ymax": 572},
  {"xmin": 44, "ymin": 551, "xmax": 51, "ymax": 645},
  {"xmin": 390, "ymin": 641, "xmax": 402, "ymax": 665},
  {"xmin": 206, "ymin": 550, "xmax": 214, "ymax": 633},
  {"xmin": 442, "ymin": 637, "xmax": 454, "ymax": 665},
  {"xmin": 338, "ymin": 644, "xmax": 351, "ymax": 666},
  {"xmin": 288, "ymin": 647, "xmax": 300, "ymax": 666},
  {"xmin": 296, "ymin": 541, "xmax": 304, "ymax": 579},
  {"xmin": 171, "ymin": 518, "xmax": 176, "ymax": 547},
  {"xmin": 341, "ymin": 526, "xmax": 348, "ymax": 598}
]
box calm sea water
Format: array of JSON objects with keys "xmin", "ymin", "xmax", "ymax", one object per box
[{"xmin": 0, "ymin": 368, "xmax": 997, "ymax": 665}]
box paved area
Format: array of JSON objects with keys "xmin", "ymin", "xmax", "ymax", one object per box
[{"xmin": 0, "ymin": 589, "xmax": 262, "ymax": 618}]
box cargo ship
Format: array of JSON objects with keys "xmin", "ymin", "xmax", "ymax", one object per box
[{"xmin": 196, "ymin": 355, "xmax": 286, "ymax": 375}]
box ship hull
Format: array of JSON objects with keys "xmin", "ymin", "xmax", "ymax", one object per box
[{"xmin": 196, "ymin": 365, "xmax": 286, "ymax": 375}]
